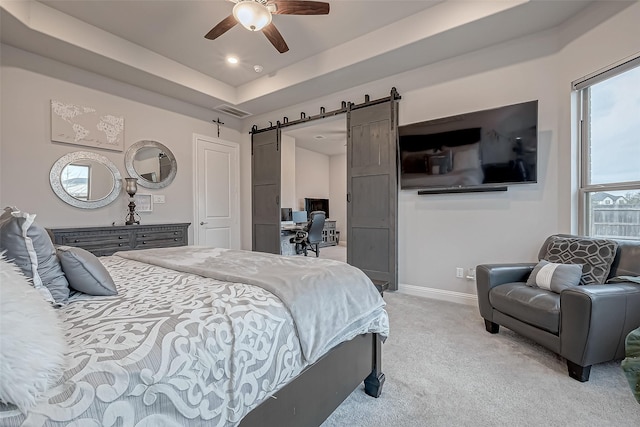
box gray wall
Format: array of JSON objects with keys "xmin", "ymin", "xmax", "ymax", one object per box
[
  {"xmin": 329, "ymin": 153, "xmax": 347, "ymax": 244},
  {"xmin": 0, "ymin": 45, "xmax": 243, "ymax": 244},
  {"xmin": 280, "ymin": 134, "xmax": 297, "ymax": 211},
  {"xmin": 294, "ymin": 147, "xmax": 330, "ymax": 211}
]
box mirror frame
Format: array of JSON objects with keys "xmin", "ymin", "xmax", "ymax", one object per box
[
  {"xmin": 124, "ymin": 140, "xmax": 177, "ymax": 189},
  {"xmin": 50, "ymin": 151, "xmax": 123, "ymax": 209}
]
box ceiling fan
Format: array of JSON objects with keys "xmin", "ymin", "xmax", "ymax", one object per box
[{"xmin": 204, "ymin": 0, "xmax": 330, "ymax": 53}]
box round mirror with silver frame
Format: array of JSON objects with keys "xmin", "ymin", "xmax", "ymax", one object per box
[
  {"xmin": 125, "ymin": 140, "xmax": 177, "ymax": 189},
  {"xmin": 50, "ymin": 151, "xmax": 122, "ymax": 209}
]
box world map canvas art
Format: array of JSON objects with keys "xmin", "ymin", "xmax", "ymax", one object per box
[{"xmin": 51, "ymin": 100, "xmax": 124, "ymax": 151}]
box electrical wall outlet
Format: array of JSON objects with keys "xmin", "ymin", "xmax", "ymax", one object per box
[
  {"xmin": 456, "ymin": 267, "xmax": 464, "ymax": 278},
  {"xmin": 153, "ymin": 195, "xmax": 165, "ymax": 204},
  {"xmin": 466, "ymin": 267, "xmax": 476, "ymax": 280}
]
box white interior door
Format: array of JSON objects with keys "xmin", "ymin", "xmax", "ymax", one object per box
[{"xmin": 194, "ymin": 134, "xmax": 240, "ymax": 249}]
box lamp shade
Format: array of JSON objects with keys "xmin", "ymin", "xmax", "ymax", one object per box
[
  {"xmin": 233, "ymin": 1, "xmax": 272, "ymax": 31},
  {"xmin": 124, "ymin": 177, "xmax": 138, "ymax": 197}
]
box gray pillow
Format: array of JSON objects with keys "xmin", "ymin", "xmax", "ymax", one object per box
[
  {"xmin": 544, "ymin": 236, "xmax": 618, "ymax": 285},
  {"xmin": 526, "ymin": 260, "xmax": 584, "ymax": 293},
  {"xmin": 0, "ymin": 207, "xmax": 69, "ymax": 305},
  {"xmin": 56, "ymin": 246, "xmax": 118, "ymax": 296}
]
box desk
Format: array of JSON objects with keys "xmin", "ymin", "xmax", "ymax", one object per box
[
  {"xmin": 281, "ymin": 224, "xmax": 304, "ymax": 231},
  {"xmin": 279, "ymin": 221, "xmax": 338, "ymax": 255},
  {"xmin": 280, "ymin": 224, "xmax": 305, "ymax": 255}
]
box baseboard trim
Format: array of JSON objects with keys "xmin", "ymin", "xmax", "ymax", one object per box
[{"xmin": 397, "ymin": 283, "xmax": 478, "ymax": 306}]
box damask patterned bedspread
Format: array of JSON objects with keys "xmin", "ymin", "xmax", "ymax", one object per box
[
  {"xmin": 0, "ymin": 256, "xmax": 308, "ymax": 426},
  {"xmin": 115, "ymin": 246, "xmax": 389, "ymax": 363}
]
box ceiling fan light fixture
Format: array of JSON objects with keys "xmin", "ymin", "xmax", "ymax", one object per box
[{"xmin": 233, "ymin": 1, "xmax": 272, "ymax": 32}]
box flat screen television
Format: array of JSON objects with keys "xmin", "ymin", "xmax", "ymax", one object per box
[
  {"xmin": 398, "ymin": 100, "xmax": 538, "ymax": 192},
  {"xmin": 304, "ymin": 198, "xmax": 329, "ymax": 219}
]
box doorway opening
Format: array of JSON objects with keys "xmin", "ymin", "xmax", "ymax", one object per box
[{"xmin": 281, "ymin": 116, "xmax": 347, "ymax": 262}]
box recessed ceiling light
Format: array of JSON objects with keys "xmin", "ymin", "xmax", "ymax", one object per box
[{"xmin": 227, "ymin": 56, "xmax": 239, "ymax": 65}]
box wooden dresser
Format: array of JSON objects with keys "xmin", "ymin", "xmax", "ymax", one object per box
[{"xmin": 49, "ymin": 223, "xmax": 190, "ymax": 256}]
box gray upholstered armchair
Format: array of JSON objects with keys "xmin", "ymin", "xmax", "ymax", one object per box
[{"xmin": 476, "ymin": 234, "xmax": 640, "ymax": 382}]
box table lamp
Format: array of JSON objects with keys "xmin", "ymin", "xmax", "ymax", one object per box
[{"xmin": 124, "ymin": 177, "xmax": 140, "ymax": 225}]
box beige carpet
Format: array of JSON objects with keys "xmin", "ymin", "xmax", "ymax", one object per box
[
  {"xmin": 322, "ymin": 292, "xmax": 640, "ymax": 426},
  {"xmin": 317, "ymin": 244, "xmax": 346, "ymax": 262}
]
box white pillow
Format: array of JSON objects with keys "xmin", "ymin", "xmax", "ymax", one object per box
[
  {"xmin": 0, "ymin": 254, "xmax": 67, "ymax": 413},
  {"xmin": 525, "ymin": 259, "xmax": 583, "ymax": 293}
]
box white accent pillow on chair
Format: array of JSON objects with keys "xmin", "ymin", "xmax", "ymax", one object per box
[{"xmin": 526, "ymin": 259, "xmax": 584, "ymax": 293}]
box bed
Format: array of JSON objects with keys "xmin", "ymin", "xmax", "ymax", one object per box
[{"xmin": 0, "ymin": 242, "xmax": 389, "ymax": 426}]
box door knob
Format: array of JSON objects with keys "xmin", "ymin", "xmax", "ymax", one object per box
[{"xmin": 200, "ymin": 221, "xmax": 208, "ymax": 225}]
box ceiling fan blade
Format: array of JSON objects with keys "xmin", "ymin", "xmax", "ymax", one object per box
[
  {"xmin": 204, "ymin": 15, "xmax": 237, "ymax": 40},
  {"xmin": 270, "ymin": 1, "xmax": 330, "ymax": 15},
  {"xmin": 263, "ymin": 23, "xmax": 289, "ymax": 53}
]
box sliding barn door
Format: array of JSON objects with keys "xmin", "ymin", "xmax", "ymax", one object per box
[
  {"xmin": 347, "ymin": 101, "xmax": 399, "ymax": 290},
  {"xmin": 252, "ymin": 129, "xmax": 281, "ymax": 254}
]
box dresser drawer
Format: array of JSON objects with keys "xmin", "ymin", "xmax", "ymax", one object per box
[
  {"xmin": 56, "ymin": 232, "xmax": 130, "ymax": 245},
  {"xmin": 55, "ymin": 231, "xmax": 133, "ymax": 253},
  {"xmin": 134, "ymin": 228, "xmax": 186, "ymax": 249}
]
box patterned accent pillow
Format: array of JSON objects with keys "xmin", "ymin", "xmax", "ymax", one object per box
[
  {"xmin": 526, "ymin": 260, "xmax": 584, "ymax": 293},
  {"xmin": 544, "ymin": 236, "xmax": 618, "ymax": 285}
]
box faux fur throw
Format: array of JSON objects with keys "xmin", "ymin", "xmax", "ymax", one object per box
[{"xmin": 0, "ymin": 254, "xmax": 67, "ymax": 413}]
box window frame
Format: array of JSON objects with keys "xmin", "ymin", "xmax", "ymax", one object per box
[{"xmin": 576, "ymin": 54, "xmax": 640, "ymax": 238}]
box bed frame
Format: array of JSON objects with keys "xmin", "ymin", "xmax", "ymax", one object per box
[{"xmin": 240, "ymin": 332, "xmax": 385, "ymax": 427}]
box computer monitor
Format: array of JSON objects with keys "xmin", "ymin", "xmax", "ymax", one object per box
[
  {"xmin": 280, "ymin": 208, "xmax": 292, "ymax": 222},
  {"xmin": 292, "ymin": 210, "xmax": 307, "ymax": 223}
]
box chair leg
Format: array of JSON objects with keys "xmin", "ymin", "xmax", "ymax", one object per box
[
  {"xmin": 484, "ymin": 319, "xmax": 499, "ymax": 334},
  {"xmin": 315, "ymin": 244, "xmax": 319, "ymax": 257},
  {"xmin": 303, "ymin": 246, "xmax": 308, "ymax": 256},
  {"xmin": 567, "ymin": 360, "xmax": 591, "ymax": 382}
]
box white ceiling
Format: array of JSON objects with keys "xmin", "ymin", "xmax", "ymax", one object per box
[
  {"xmin": 284, "ymin": 115, "xmax": 346, "ymax": 156},
  {"xmin": 39, "ymin": 0, "xmax": 441, "ymax": 88},
  {"xmin": 1, "ymin": 0, "xmax": 628, "ymax": 136}
]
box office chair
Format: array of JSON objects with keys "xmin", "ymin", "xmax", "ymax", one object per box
[{"xmin": 290, "ymin": 210, "xmax": 325, "ymax": 257}]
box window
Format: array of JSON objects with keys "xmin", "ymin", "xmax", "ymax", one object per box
[{"xmin": 576, "ymin": 56, "xmax": 640, "ymax": 240}]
